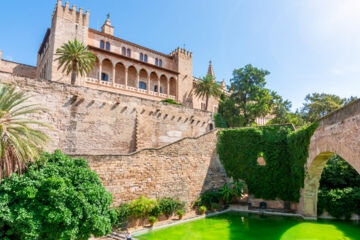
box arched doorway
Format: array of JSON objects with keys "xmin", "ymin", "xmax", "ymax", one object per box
[
  {"xmin": 139, "ymin": 69, "xmax": 148, "ymax": 90},
  {"xmin": 101, "ymin": 59, "xmax": 113, "ymax": 82},
  {"xmin": 115, "ymin": 62, "xmax": 125, "ymax": 85},
  {"xmin": 89, "ymin": 56, "xmax": 100, "ymax": 79},
  {"xmin": 127, "ymin": 66, "xmax": 137, "ymax": 88},
  {"xmin": 160, "ymin": 75, "xmax": 168, "ymax": 94},
  {"xmin": 150, "ymin": 72, "xmax": 158, "ymax": 92},
  {"xmin": 169, "ymin": 77, "xmax": 176, "ymax": 97}
]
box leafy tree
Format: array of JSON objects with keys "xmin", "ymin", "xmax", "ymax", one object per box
[
  {"xmin": 55, "ymin": 39, "xmax": 96, "ymax": 85},
  {"xmin": 218, "ymin": 94, "xmax": 242, "ymax": 127},
  {"xmin": 0, "ymin": 84, "xmax": 49, "ymax": 181},
  {"xmin": 0, "ymin": 150, "xmax": 115, "ymax": 240},
  {"xmin": 300, "ymin": 93, "xmax": 356, "ymax": 122},
  {"xmin": 266, "ymin": 92, "xmax": 292, "ymax": 125},
  {"xmin": 229, "ymin": 64, "xmax": 274, "ymax": 126},
  {"xmin": 194, "ymin": 74, "xmax": 222, "ymax": 111},
  {"xmin": 214, "ymin": 113, "xmax": 228, "ymax": 128}
]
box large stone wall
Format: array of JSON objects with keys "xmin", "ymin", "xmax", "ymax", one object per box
[
  {"xmin": 77, "ymin": 130, "xmax": 228, "ymax": 206},
  {"xmin": 0, "ymin": 60, "xmax": 36, "ymax": 78},
  {"xmin": 0, "ymin": 73, "xmax": 213, "ymax": 155}
]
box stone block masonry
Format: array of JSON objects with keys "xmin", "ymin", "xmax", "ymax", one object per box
[
  {"xmin": 0, "ymin": 72, "xmax": 214, "ymax": 155},
  {"xmin": 76, "ymin": 130, "xmax": 228, "ymax": 207}
]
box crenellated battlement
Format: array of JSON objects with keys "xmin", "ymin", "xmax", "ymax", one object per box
[
  {"xmin": 52, "ymin": 0, "xmax": 89, "ymax": 26},
  {"xmin": 170, "ymin": 47, "xmax": 192, "ymax": 58}
]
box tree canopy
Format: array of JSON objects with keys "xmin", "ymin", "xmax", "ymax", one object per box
[{"xmin": 0, "ymin": 150, "xmax": 115, "ymax": 240}]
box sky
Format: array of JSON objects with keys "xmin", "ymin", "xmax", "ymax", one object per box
[{"xmin": 0, "ymin": 0, "xmax": 359, "ymax": 110}]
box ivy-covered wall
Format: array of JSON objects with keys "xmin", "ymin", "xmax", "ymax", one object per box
[{"xmin": 217, "ymin": 123, "xmax": 318, "ymax": 202}]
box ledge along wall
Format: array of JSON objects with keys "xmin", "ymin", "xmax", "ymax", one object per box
[
  {"xmin": 76, "ymin": 130, "xmax": 228, "ymax": 206},
  {"xmin": 0, "ymin": 72, "xmax": 214, "ymax": 155}
]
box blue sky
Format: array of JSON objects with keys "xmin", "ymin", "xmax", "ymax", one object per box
[{"xmin": 1, "ymin": 0, "xmax": 359, "ymax": 110}]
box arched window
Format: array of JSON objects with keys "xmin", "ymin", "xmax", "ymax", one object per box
[
  {"xmin": 139, "ymin": 81, "xmax": 146, "ymax": 90},
  {"xmin": 159, "ymin": 59, "xmax": 162, "ymax": 67},
  {"xmin": 144, "ymin": 54, "xmax": 148, "ymax": 63},
  {"xmin": 100, "ymin": 40, "xmax": 105, "ymax": 49},
  {"xmin": 122, "ymin": 47, "xmax": 126, "ymax": 55},
  {"xmin": 101, "ymin": 73, "xmax": 109, "ymax": 81},
  {"xmin": 140, "ymin": 53, "xmax": 143, "ymax": 61},
  {"xmin": 127, "ymin": 48, "xmax": 131, "ymax": 57},
  {"xmin": 155, "ymin": 58, "xmax": 158, "ymax": 66},
  {"xmin": 106, "ymin": 42, "xmax": 110, "ymax": 51}
]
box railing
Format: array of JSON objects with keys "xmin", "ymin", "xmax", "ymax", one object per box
[{"xmin": 85, "ymin": 77, "xmax": 176, "ymax": 100}]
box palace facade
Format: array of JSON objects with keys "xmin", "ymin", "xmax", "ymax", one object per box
[{"xmin": 34, "ymin": 0, "xmax": 224, "ymax": 112}]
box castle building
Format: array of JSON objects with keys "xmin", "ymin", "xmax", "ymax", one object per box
[{"xmin": 34, "ymin": 0, "xmax": 224, "ymax": 112}]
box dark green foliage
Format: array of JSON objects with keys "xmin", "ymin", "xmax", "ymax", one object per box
[
  {"xmin": 158, "ymin": 198, "xmax": 185, "ymax": 217},
  {"xmin": 318, "ymin": 188, "xmax": 360, "ymax": 219},
  {"xmin": 0, "ymin": 150, "xmax": 115, "ymax": 240},
  {"xmin": 161, "ymin": 99, "xmax": 182, "ymax": 105},
  {"xmin": 194, "ymin": 190, "xmax": 222, "ymax": 208},
  {"xmin": 320, "ymin": 156, "xmax": 360, "ymax": 190},
  {"xmin": 217, "ymin": 123, "xmax": 318, "ymax": 202},
  {"xmin": 114, "ymin": 203, "xmax": 131, "ymax": 228},
  {"xmin": 214, "ymin": 113, "xmax": 228, "ymax": 128},
  {"xmin": 149, "ymin": 204, "xmax": 162, "ymax": 218},
  {"xmin": 317, "ymin": 156, "xmax": 360, "ymax": 219}
]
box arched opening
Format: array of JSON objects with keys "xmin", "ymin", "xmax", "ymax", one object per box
[
  {"xmin": 106, "ymin": 42, "xmax": 110, "ymax": 51},
  {"xmin": 89, "ymin": 56, "xmax": 100, "ymax": 79},
  {"xmin": 127, "ymin": 66, "xmax": 137, "ymax": 87},
  {"xmin": 303, "ymin": 152, "xmax": 360, "ymax": 218},
  {"xmin": 169, "ymin": 77, "xmax": 176, "ymax": 96},
  {"xmin": 101, "ymin": 59, "xmax": 113, "ymax": 82},
  {"xmin": 127, "ymin": 48, "xmax": 131, "ymax": 57},
  {"xmin": 100, "ymin": 40, "xmax": 105, "ymax": 49},
  {"xmin": 160, "ymin": 75, "xmax": 168, "ymax": 94},
  {"xmin": 115, "ymin": 62, "xmax": 125, "ymax": 85},
  {"xmin": 150, "ymin": 72, "xmax": 158, "ymax": 92},
  {"xmin": 139, "ymin": 69, "xmax": 148, "ymax": 90}
]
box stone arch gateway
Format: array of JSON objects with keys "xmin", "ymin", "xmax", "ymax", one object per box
[{"xmin": 300, "ymin": 99, "xmax": 360, "ymax": 218}]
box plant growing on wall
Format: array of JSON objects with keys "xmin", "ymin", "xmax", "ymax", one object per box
[
  {"xmin": 55, "ymin": 39, "xmax": 96, "ymax": 85},
  {"xmin": 0, "ymin": 150, "xmax": 116, "ymax": 240},
  {"xmin": 0, "ymin": 83, "xmax": 50, "ymax": 181},
  {"xmin": 217, "ymin": 123, "xmax": 318, "ymax": 202}
]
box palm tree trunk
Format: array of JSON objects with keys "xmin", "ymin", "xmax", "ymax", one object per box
[
  {"xmin": 205, "ymin": 94, "xmax": 209, "ymax": 111},
  {"xmin": 71, "ymin": 70, "xmax": 76, "ymax": 85}
]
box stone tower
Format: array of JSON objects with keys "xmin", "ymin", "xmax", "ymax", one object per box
[
  {"xmin": 207, "ymin": 60, "xmax": 215, "ymax": 78},
  {"xmin": 36, "ymin": 0, "xmax": 89, "ymax": 84},
  {"xmin": 170, "ymin": 47, "xmax": 193, "ymax": 106}
]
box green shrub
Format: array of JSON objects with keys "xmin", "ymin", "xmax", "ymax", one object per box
[
  {"xmin": 0, "ymin": 150, "xmax": 115, "ymax": 240},
  {"xmin": 161, "ymin": 99, "xmax": 182, "ymax": 105},
  {"xmin": 211, "ymin": 203, "xmax": 219, "ymax": 210},
  {"xmin": 194, "ymin": 190, "xmax": 222, "ymax": 208},
  {"xmin": 149, "ymin": 203, "xmax": 162, "ymax": 217},
  {"xmin": 199, "ymin": 206, "xmax": 207, "ymax": 214},
  {"xmin": 317, "ymin": 156, "xmax": 360, "ymax": 219},
  {"xmin": 219, "ymin": 183, "xmax": 235, "ymax": 204},
  {"xmin": 158, "ymin": 197, "xmax": 185, "ymax": 217},
  {"xmin": 318, "ymin": 187, "xmax": 360, "ymax": 219},
  {"xmin": 129, "ymin": 196, "xmax": 157, "ymax": 219},
  {"xmin": 176, "ymin": 210, "xmax": 184, "ymax": 217},
  {"xmin": 114, "ymin": 203, "xmax": 131, "ymax": 228},
  {"xmin": 148, "ymin": 216, "xmax": 158, "ymax": 225}
]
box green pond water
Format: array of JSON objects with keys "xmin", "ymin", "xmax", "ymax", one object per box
[{"xmin": 135, "ymin": 212, "xmax": 360, "ymax": 240}]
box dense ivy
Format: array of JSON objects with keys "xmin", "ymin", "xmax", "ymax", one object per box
[
  {"xmin": 217, "ymin": 123, "xmax": 318, "ymax": 202},
  {"xmin": 0, "ymin": 150, "xmax": 115, "ymax": 240}
]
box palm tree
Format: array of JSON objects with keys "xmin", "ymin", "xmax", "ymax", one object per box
[
  {"xmin": 194, "ymin": 74, "xmax": 222, "ymax": 111},
  {"xmin": 0, "ymin": 84, "xmax": 49, "ymax": 180},
  {"xmin": 55, "ymin": 39, "xmax": 96, "ymax": 85}
]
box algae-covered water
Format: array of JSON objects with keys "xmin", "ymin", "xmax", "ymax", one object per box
[{"xmin": 135, "ymin": 212, "xmax": 360, "ymax": 240}]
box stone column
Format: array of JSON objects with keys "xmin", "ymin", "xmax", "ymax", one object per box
[
  {"xmin": 157, "ymin": 77, "xmax": 161, "ymax": 95},
  {"xmin": 136, "ymin": 72, "xmax": 140, "ymax": 91},
  {"xmin": 112, "ymin": 66, "xmax": 116, "ymax": 87},
  {"xmin": 167, "ymin": 78, "xmax": 170, "ymax": 97},
  {"xmin": 147, "ymin": 75, "xmax": 150, "ymax": 94},
  {"xmin": 98, "ymin": 62, "xmax": 102, "ymax": 83},
  {"xmin": 125, "ymin": 69, "xmax": 128, "ymax": 88}
]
